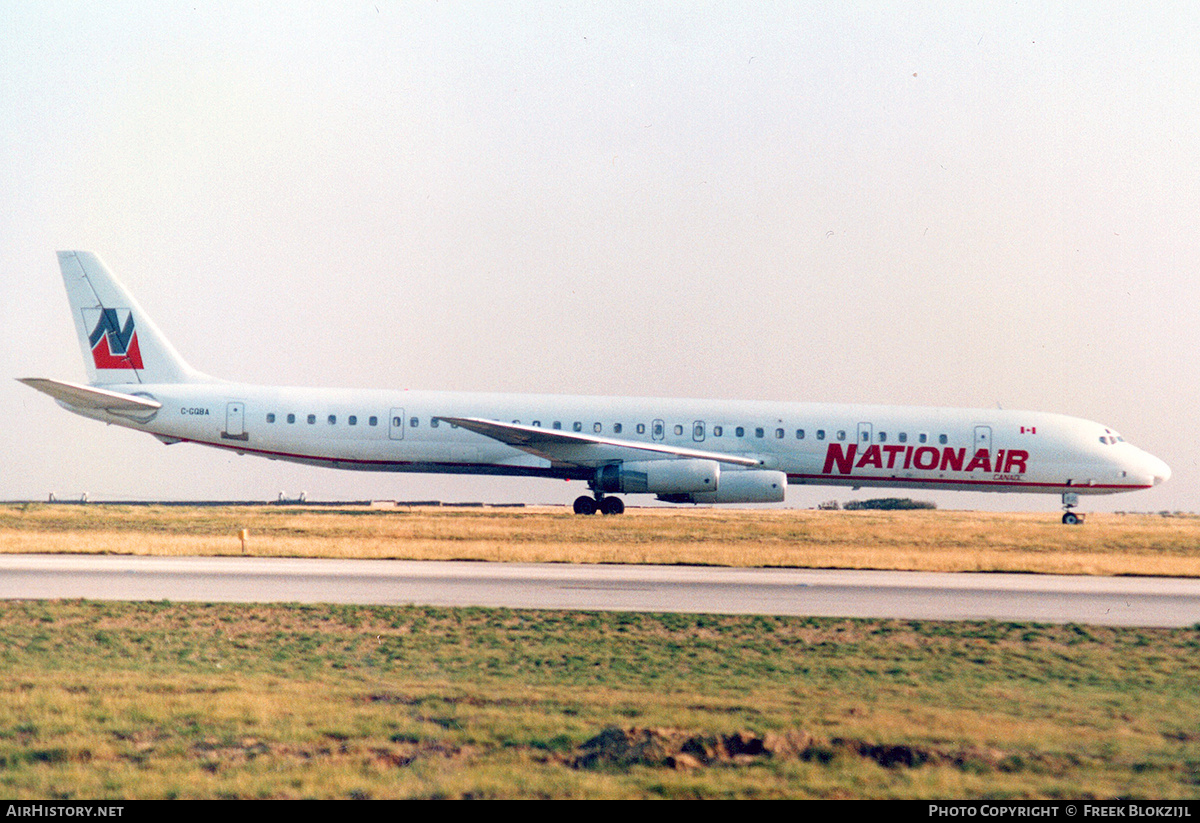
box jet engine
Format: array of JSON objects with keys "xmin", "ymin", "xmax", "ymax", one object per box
[
  {"xmin": 657, "ymin": 469, "xmax": 787, "ymax": 504},
  {"xmin": 594, "ymin": 459, "xmax": 720, "ymax": 495}
]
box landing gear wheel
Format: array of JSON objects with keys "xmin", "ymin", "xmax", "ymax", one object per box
[
  {"xmin": 599, "ymin": 496, "xmax": 625, "ymax": 516},
  {"xmin": 573, "ymin": 495, "xmax": 598, "ymax": 515},
  {"xmin": 1061, "ymin": 492, "xmax": 1083, "ymax": 525}
]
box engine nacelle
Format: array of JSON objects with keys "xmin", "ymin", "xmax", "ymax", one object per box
[
  {"xmin": 594, "ymin": 459, "xmax": 720, "ymax": 495},
  {"xmin": 657, "ymin": 469, "xmax": 787, "ymax": 504}
]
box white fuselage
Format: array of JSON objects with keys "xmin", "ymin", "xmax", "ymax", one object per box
[
  {"xmin": 65, "ymin": 381, "xmax": 1170, "ymax": 497},
  {"xmin": 26, "ymin": 251, "xmax": 1171, "ymax": 513}
]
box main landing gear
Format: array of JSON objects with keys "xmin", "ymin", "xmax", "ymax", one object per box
[
  {"xmin": 573, "ymin": 495, "xmax": 625, "ymax": 516},
  {"xmin": 1061, "ymin": 492, "xmax": 1085, "ymax": 525}
]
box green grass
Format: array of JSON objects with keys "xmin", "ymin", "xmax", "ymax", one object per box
[{"xmin": 1, "ymin": 601, "xmax": 1199, "ymax": 798}]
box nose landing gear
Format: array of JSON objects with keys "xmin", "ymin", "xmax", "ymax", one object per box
[{"xmin": 1061, "ymin": 492, "xmax": 1085, "ymax": 525}]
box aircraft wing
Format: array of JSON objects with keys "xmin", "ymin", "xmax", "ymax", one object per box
[
  {"xmin": 436, "ymin": 416, "xmax": 762, "ymax": 468},
  {"xmin": 18, "ymin": 378, "xmax": 162, "ymax": 413}
]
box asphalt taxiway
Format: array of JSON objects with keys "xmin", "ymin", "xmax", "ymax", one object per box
[{"xmin": 2, "ymin": 554, "xmax": 1199, "ymax": 626}]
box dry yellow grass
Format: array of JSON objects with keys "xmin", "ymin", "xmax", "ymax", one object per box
[{"xmin": 2, "ymin": 504, "xmax": 1199, "ymax": 576}]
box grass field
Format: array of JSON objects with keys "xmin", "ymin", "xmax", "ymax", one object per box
[
  {"xmin": 2, "ymin": 600, "xmax": 1199, "ymax": 799},
  {"xmin": 2, "ymin": 504, "xmax": 1200, "ymax": 576},
  {"xmin": 3, "ymin": 504, "xmax": 1199, "ymax": 798}
]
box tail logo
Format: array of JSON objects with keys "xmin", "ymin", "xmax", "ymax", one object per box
[{"xmin": 85, "ymin": 308, "xmax": 144, "ymax": 370}]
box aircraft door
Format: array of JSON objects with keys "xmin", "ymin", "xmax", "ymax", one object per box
[
  {"xmin": 693, "ymin": 421, "xmax": 705, "ymax": 442},
  {"xmin": 389, "ymin": 408, "xmax": 405, "ymax": 441},
  {"xmin": 857, "ymin": 422, "xmax": 873, "ymax": 450},
  {"xmin": 974, "ymin": 425, "xmax": 992, "ymax": 456},
  {"xmin": 652, "ymin": 419, "xmax": 665, "ymax": 441},
  {"xmin": 223, "ymin": 402, "xmax": 247, "ymax": 441}
]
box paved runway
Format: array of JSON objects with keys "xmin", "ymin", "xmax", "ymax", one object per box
[{"xmin": 3, "ymin": 553, "xmax": 1200, "ymax": 626}]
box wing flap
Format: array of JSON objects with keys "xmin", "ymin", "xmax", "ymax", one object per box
[{"xmin": 437, "ymin": 416, "xmax": 762, "ymax": 468}]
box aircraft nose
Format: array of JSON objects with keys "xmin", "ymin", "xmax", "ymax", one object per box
[
  {"xmin": 1134, "ymin": 449, "xmax": 1171, "ymax": 487},
  {"xmin": 1150, "ymin": 454, "xmax": 1171, "ymax": 486}
]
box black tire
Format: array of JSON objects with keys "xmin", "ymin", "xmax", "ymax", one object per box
[
  {"xmin": 573, "ymin": 495, "xmax": 598, "ymax": 515},
  {"xmin": 1062, "ymin": 512, "xmax": 1080, "ymax": 525},
  {"xmin": 599, "ymin": 496, "xmax": 625, "ymax": 515}
]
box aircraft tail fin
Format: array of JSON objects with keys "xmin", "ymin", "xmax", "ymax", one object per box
[{"xmin": 57, "ymin": 251, "xmax": 207, "ymax": 385}]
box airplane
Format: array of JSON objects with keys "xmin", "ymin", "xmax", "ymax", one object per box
[{"xmin": 20, "ymin": 251, "xmax": 1170, "ymax": 522}]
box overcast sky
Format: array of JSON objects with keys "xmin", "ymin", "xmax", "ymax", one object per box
[{"xmin": 2, "ymin": 2, "xmax": 1195, "ymax": 512}]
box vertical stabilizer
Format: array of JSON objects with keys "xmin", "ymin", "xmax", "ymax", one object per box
[{"xmin": 57, "ymin": 251, "xmax": 206, "ymax": 385}]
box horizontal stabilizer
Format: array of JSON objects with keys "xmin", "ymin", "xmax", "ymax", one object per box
[
  {"xmin": 437, "ymin": 416, "xmax": 762, "ymax": 468},
  {"xmin": 17, "ymin": 378, "xmax": 162, "ymax": 413}
]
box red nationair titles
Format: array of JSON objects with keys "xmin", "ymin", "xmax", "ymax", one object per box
[{"xmin": 821, "ymin": 444, "xmax": 1029, "ymax": 476}]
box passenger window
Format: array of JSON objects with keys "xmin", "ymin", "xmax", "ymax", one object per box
[
  {"xmin": 328, "ymin": 415, "xmax": 337, "ymax": 425},
  {"xmin": 613, "ymin": 423, "xmax": 622, "ymax": 434},
  {"xmin": 817, "ymin": 429, "xmax": 825, "ymax": 440},
  {"xmin": 860, "ymin": 430, "xmax": 869, "ymax": 443},
  {"xmin": 837, "ymin": 430, "xmax": 846, "ymax": 441},
  {"xmin": 369, "ymin": 416, "xmax": 378, "ymax": 426},
  {"xmin": 595, "ymin": 422, "xmax": 603, "ymax": 433},
  {"xmin": 735, "ymin": 426, "xmax": 745, "ymax": 438},
  {"xmin": 775, "ymin": 428, "xmax": 784, "ymax": 439},
  {"xmin": 431, "ymin": 418, "xmax": 439, "ymax": 428},
  {"xmin": 654, "ymin": 422, "xmax": 664, "ymax": 438},
  {"xmin": 919, "ymin": 433, "xmax": 928, "ymax": 444},
  {"xmin": 349, "ymin": 416, "xmax": 357, "ymax": 426},
  {"xmin": 553, "ymin": 421, "xmax": 562, "ymax": 430},
  {"xmin": 637, "ymin": 423, "xmax": 646, "ymax": 435},
  {"xmin": 939, "ymin": 434, "xmax": 948, "ymax": 444},
  {"xmin": 307, "ymin": 414, "xmax": 316, "ymax": 424},
  {"xmin": 409, "ymin": 417, "xmax": 417, "ymax": 428},
  {"xmin": 532, "ymin": 421, "xmax": 541, "ymax": 427},
  {"xmin": 713, "ymin": 426, "xmax": 723, "ymax": 437},
  {"xmin": 674, "ymin": 424, "xmax": 684, "ymax": 436},
  {"xmin": 796, "ymin": 429, "xmax": 804, "ymax": 439},
  {"xmin": 878, "ymin": 431, "xmax": 886, "ymax": 443},
  {"xmin": 755, "ymin": 428, "xmax": 765, "ymax": 438},
  {"xmin": 574, "ymin": 422, "xmax": 583, "ymax": 432},
  {"xmin": 392, "ymin": 416, "xmax": 401, "ymax": 428},
  {"xmin": 267, "ymin": 413, "xmax": 276, "ymax": 423},
  {"xmin": 898, "ymin": 432, "xmax": 907, "ymax": 443}
]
